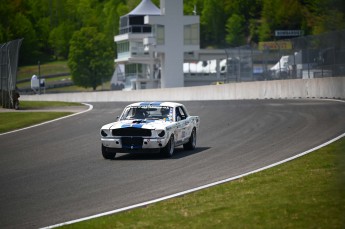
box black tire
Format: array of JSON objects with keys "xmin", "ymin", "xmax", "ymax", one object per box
[
  {"xmin": 183, "ymin": 128, "xmax": 196, "ymax": 150},
  {"xmin": 161, "ymin": 135, "xmax": 175, "ymax": 158},
  {"xmin": 102, "ymin": 144, "xmax": 116, "ymax": 159}
]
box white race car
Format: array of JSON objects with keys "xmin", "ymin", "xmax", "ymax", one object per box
[{"xmin": 100, "ymin": 102, "xmax": 200, "ymax": 159}]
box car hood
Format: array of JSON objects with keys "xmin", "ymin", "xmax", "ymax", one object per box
[{"xmin": 102, "ymin": 119, "xmax": 173, "ymax": 130}]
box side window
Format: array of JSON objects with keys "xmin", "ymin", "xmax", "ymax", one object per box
[
  {"xmin": 176, "ymin": 106, "xmax": 187, "ymax": 121},
  {"xmin": 180, "ymin": 106, "xmax": 188, "ymax": 118}
]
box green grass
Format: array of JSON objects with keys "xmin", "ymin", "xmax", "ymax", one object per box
[
  {"xmin": 0, "ymin": 101, "xmax": 83, "ymax": 133},
  {"xmin": 17, "ymin": 60, "xmax": 112, "ymax": 92},
  {"xmin": 62, "ymin": 137, "xmax": 345, "ymax": 229},
  {"xmin": 16, "ymin": 75, "xmax": 72, "ymax": 88},
  {"xmin": 44, "ymin": 83, "xmax": 111, "ymax": 93},
  {"xmin": 19, "ymin": 101, "xmax": 83, "ymax": 109},
  {"xmin": 0, "ymin": 112, "xmax": 72, "ymax": 133},
  {"xmin": 17, "ymin": 61, "xmax": 69, "ymax": 80}
]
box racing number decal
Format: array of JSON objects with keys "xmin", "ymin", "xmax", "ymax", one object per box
[
  {"xmin": 175, "ymin": 106, "xmax": 191, "ymax": 142},
  {"xmin": 179, "ymin": 120, "xmax": 188, "ymax": 141},
  {"xmin": 181, "ymin": 129, "xmax": 186, "ymax": 139}
]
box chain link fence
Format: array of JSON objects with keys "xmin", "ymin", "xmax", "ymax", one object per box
[
  {"xmin": 0, "ymin": 39, "xmax": 23, "ymax": 109},
  {"xmin": 222, "ymin": 30, "xmax": 345, "ymax": 83}
]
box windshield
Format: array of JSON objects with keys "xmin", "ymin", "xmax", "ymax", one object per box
[{"xmin": 121, "ymin": 106, "xmax": 173, "ymax": 121}]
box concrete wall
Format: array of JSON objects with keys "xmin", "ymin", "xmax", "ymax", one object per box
[{"xmin": 21, "ymin": 77, "xmax": 345, "ymax": 102}]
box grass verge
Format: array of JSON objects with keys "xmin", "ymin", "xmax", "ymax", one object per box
[
  {"xmin": 0, "ymin": 112, "xmax": 73, "ymax": 134},
  {"xmin": 17, "ymin": 60, "xmax": 111, "ymax": 92},
  {"xmin": 17, "ymin": 61, "xmax": 69, "ymax": 80},
  {"xmin": 0, "ymin": 101, "xmax": 82, "ymax": 133},
  {"xmin": 19, "ymin": 101, "xmax": 83, "ymax": 109},
  {"xmin": 62, "ymin": 137, "xmax": 345, "ymax": 229}
]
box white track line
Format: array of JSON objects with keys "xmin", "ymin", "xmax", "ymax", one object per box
[
  {"xmin": 41, "ymin": 132, "xmax": 345, "ymax": 229},
  {"xmin": 0, "ymin": 103, "xmax": 93, "ymax": 136}
]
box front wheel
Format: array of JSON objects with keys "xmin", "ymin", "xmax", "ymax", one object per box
[
  {"xmin": 183, "ymin": 128, "xmax": 196, "ymax": 150},
  {"xmin": 102, "ymin": 144, "xmax": 116, "ymax": 159},
  {"xmin": 161, "ymin": 135, "xmax": 175, "ymax": 158}
]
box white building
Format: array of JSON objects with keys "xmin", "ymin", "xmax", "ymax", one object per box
[{"xmin": 114, "ymin": 0, "xmax": 200, "ymax": 90}]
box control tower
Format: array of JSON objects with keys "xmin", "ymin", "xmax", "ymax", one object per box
[{"xmin": 114, "ymin": 0, "xmax": 200, "ymax": 89}]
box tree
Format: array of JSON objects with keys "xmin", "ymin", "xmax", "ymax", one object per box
[
  {"xmin": 259, "ymin": 0, "xmax": 305, "ymax": 41},
  {"xmin": 103, "ymin": 0, "xmax": 120, "ymax": 37},
  {"xmin": 200, "ymin": 0, "xmax": 227, "ymax": 47},
  {"xmin": 302, "ymin": 0, "xmax": 345, "ymax": 34},
  {"xmin": 2, "ymin": 0, "xmax": 345, "ymax": 65},
  {"xmin": 49, "ymin": 23, "xmax": 75, "ymax": 59},
  {"xmin": 76, "ymin": 0, "xmax": 99, "ymax": 27},
  {"xmin": 11, "ymin": 13, "xmax": 39, "ymax": 64},
  {"xmin": 225, "ymin": 14, "xmax": 246, "ymax": 46},
  {"xmin": 68, "ymin": 27, "xmax": 114, "ymax": 90}
]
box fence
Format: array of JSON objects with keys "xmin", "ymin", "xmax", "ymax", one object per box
[
  {"xmin": 183, "ymin": 30, "xmax": 345, "ymax": 86},
  {"xmin": 0, "ymin": 39, "xmax": 23, "ymax": 108},
  {"xmin": 222, "ymin": 30, "xmax": 345, "ymax": 83}
]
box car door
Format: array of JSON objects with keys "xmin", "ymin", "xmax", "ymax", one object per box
[{"xmin": 175, "ymin": 106, "xmax": 188, "ymax": 144}]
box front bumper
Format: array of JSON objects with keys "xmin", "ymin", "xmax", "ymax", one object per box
[{"xmin": 101, "ymin": 136, "xmax": 169, "ymax": 153}]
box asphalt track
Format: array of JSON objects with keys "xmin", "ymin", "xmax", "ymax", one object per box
[{"xmin": 0, "ymin": 100, "xmax": 344, "ymax": 228}]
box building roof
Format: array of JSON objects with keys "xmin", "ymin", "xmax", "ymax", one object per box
[{"xmin": 128, "ymin": 0, "xmax": 161, "ymax": 15}]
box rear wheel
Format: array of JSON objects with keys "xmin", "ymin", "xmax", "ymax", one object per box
[
  {"xmin": 161, "ymin": 135, "xmax": 175, "ymax": 158},
  {"xmin": 183, "ymin": 128, "xmax": 196, "ymax": 150},
  {"xmin": 102, "ymin": 144, "xmax": 116, "ymax": 159}
]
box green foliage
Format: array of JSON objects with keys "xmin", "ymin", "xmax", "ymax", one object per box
[
  {"xmin": 303, "ymin": 0, "xmax": 345, "ymax": 34},
  {"xmin": 200, "ymin": 0, "xmax": 227, "ymax": 47},
  {"xmin": 226, "ymin": 14, "xmax": 246, "ymax": 46},
  {"xmin": 49, "ymin": 23, "xmax": 75, "ymax": 59},
  {"xmin": 258, "ymin": 19, "xmax": 272, "ymax": 42},
  {"xmin": 11, "ymin": 13, "xmax": 39, "ymax": 64},
  {"xmin": 0, "ymin": 0, "xmax": 344, "ymax": 65},
  {"xmin": 259, "ymin": 0, "xmax": 306, "ymax": 41},
  {"xmin": 68, "ymin": 27, "xmax": 114, "ymax": 90}
]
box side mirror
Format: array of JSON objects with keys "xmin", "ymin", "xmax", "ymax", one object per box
[{"xmin": 116, "ymin": 116, "xmax": 119, "ymax": 121}]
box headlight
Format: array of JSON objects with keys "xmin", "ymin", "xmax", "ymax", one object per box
[
  {"xmin": 157, "ymin": 130, "xmax": 165, "ymax": 137},
  {"xmin": 101, "ymin": 130, "xmax": 108, "ymax": 137}
]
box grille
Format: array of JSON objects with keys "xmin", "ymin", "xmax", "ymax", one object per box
[
  {"xmin": 121, "ymin": 137, "xmax": 143, "ymax": 149},
  {"xmin": 112, "ymin": 127, "xmax": 151, "ymax": 137}
]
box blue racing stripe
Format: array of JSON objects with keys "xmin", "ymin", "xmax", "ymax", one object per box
[
  {"xmin": 121, "ymin": 124, "xmax": 144, "ymax": 128},
  {"xmin": 150, "ymin": 102, "xmax": 162, "ymax": 106}
]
